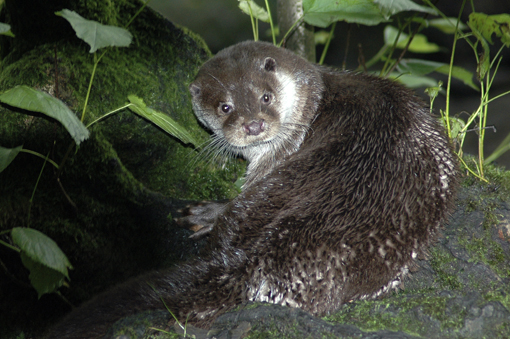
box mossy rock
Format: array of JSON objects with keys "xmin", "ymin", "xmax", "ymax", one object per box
[
  {"xmin": 0, "ymin": 0, "xmax": 243, "ymax": 337},
  {"xmin": 96, "ymin": 166, "xmax": 510, "ymax": 339}
]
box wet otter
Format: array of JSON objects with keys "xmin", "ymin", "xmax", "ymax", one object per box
[{"xmin": 48, "ymin": 41, "xmax": 457, "ymax": 338}]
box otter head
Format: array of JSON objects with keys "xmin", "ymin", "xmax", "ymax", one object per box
[{"xmin": 189, "ymin": 41, "xmax": 324, "ymax": 165}]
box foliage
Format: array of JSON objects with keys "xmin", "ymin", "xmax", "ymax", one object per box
[
  {"xmin": 0, "ymin": 86, "xmax": 89, "ymax": 145},
  {"xmin": 239, "ymin": 0, "xmax": 510, "ymax": 182},
  {"xmin": 0, "ymin": 5, "xmax": 198, "ymax": 298}
]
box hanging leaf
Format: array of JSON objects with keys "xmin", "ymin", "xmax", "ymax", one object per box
[
  {"xmin": 384, "ymin": 25, "xmax": 440, "ymax": 53},
  {"xmin": 468, "ymin": 12, "xmax": 510, "ymax": 47},
  {"xmin": 303, "ymin": 0, "xmax": 434, "ymax": 28},
  {"xmin": 397, "ymin": 59, "xmax": 478, "ymax": 91},
  {"xmin": 20, "ymin": 253, "xmax": 68, "ymax": 298},
  {"xmin": 239, "ymin": 0, "xmax": 269, "ymax": 22},
  {"xmin": 0, "ymin": 22, "xmax": 15, "ymax": 37},
  {"xmin": 55, "ymin": 9, "xmax": 132, "ymax": 53},
  {"xmin": 0, "ymin": 145, "xmax": 23, "ymax": 172},
  {"xmin": 0, "ymin": 86, "xmax": 89, "ymax": 145},
  {"xmin": 11, "ymin": 228, "xmax": 72, "ymax": 278},
  {"xmin": 127, "ymin": 95, "xmax": 199, "ymax": 148},
  {"xmin": 374, "ymin": 0, "xmax": 436, "ymax": 18},
  {"xmin": 12, "ymin": 227, "xmax": 72, "ymax": 298},
  {"xmin": 429, "ymin": 18, "xmax": 467, "ymax": 34},
  {"xmin": 388, "ymin": 72, "xmax": 438, "ymax": 89}
]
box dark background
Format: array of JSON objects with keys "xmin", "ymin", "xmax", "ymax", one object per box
[{"xmin": 149, "ymin": 0, "xmax": 510, "ymax": 170}]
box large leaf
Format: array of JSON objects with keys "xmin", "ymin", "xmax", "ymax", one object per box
[
  {"xmin": 12, "ymin": 227, "xmax": 72, "ymax": 297},
  {"xmin": 239, "ymin": 0, "xmax": 269, "ymax": 22},
  {"xmin": 11, "ymin": 227, "xmax": 72, "ymax": 278},
  {"xmin": 0, "ymin": 145, "xmax": 22, "ymax": 172},
  {"xmin": 0, "ymin": 22, "xmax": 15, "ymax": 37},
  {"xmin": 20, "ymin": 253, "xmax": 68, "ymax": 298},
  {"xmin": 397, "ymin": 59, "xmax": 478, "ymax": 91},
  {"xmin": 429, "ymin": 18, "xmax": 467, "ymax": 34},
  {"xmin": 127, "ymin": 95, "xmax": 199, "ymax": 148},
  {"xmin": 384, "ymin": 25, "xmax": 440, "ymax": 53},
  {"xmin": 303, "ymin": 0, "xmax": 434, "ymax": 27},
  {"xmin": 0, "ymin": 86, "xmax": 89, "ymax": 145},
  {"xmin": 55, "ymin": 9, "xmax": 132, "ymax": 53},
  {"xmin": 469, "ymin": 12, "xmax": 510, "ymax": 47}
]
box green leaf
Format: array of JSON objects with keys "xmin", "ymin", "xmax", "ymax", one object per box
[
  {"xmin": 397, "ymin": 59, "xmax": 478, "ymax": 91},
  {"xmin": 20, "ymin": 252, "xmax": 67, "ymax": 298},
  {"xmin": 388, "ymin": 72, "xmax": 438, "ymax": 88},
  {"xmin": 127, "ymin": 95, "xmax": 199, "ymax": 148},
  {"xmin": 436, "ymin": 65, "xmax": 478, "ymax": 91},
  {"xmin": 429, "ymin": 18, "xmax": 467, "ymax": 34},
  {"xmin": 469, "ymin": 12, "xmax": 510, "ymax": 47},
  {"xmin": 0, "ymin": 22, "xmax": 15, "ymax": 37},
  {"xmin": 303, "ymin": 0, "xmax": 434, "ymax": 28},
  {"xmin": 239, "ymin": 1, "xmax": 269, "ymax": 22},
  {"xmin": 0, "ymin": 86, "xmax": 89, "ymax": 145},
  {"xmin": 303, "ymin": 0, "xmax": 388, "ymax": 27},
  {"xmin": 439, "ymin": 116, "xmax": 465, "ymax": 140},
  {"xmin": 55, "ymin": 9, "xmax": 132, "ymax": 53},
  {"xmin": 315, "ymin": 30, "xmax": 332, "ymax": 45},
  {"xmin": 0, "ymin": 145, "xmax": 22, "ymax": 172},
  {"xmin": 374, "ymin": 0, "xmax": 436, "ymax": 18},
  {"xmin": 11, "ymin": 227, "xmax": 72, "ymax": 278},
  {"xmin": 384, "ymin": 25, "xmax": 440, "ymax": 53},
  {"xmin": 467, "ymin": 24, "xmax": 491, "ymax": 80}
]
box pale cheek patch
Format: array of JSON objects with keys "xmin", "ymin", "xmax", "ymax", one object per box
[{"xmin": 276, "ymin": 72, "xmax": 297, "ymax": 124}]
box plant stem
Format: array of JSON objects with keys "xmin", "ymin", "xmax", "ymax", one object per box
[
  {"xmin": 0, "ymin": 238, "xmax": 20, "ymax": 252},
  {"xmin": 20, "ymin": 149, "xmax": 59, "ymax": 169},
  {"xmin": 445, "ymin": 0, "xmax": 467, "ymax": 140},
  {"xmin": 125, "ymin": 0, "xmax": 152, "ymax": 28},
  {"xmin": 278, "ymin": 16, "xmax": 304, "ymax": 47},
  {"xmin": 86, "ymin": 104, "xmax": 133, "ymax": 128},
  {"xmin": 319, "ymin": 22, "xmax": 336, "ymax": 65},
  {"xmin": 264, "ymin": 0, "xmax": 276, "ymax": 45},
  {"xmin": 27, "ymin": 151, "xmax": 50, "ymax": 227},
  {"xmin": 81, "ymin": 51, "xmax": 107, "ymax": 123}
]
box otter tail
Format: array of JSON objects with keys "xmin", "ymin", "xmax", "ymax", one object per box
[{"xmin": 47, "ymin": 256, "xmax": 243, "ymax": 338}]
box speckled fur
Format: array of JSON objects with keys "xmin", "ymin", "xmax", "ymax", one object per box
[{"xmin": 48, "ymin": 41, "xmax": 457, "ymax": 338}]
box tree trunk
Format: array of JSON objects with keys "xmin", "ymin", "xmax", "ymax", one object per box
[{"xmin": 277, "ymin": 0, "xmax": 315, "ymax": 62}]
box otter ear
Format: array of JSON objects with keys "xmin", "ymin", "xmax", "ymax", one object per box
[
  {"xmin": 189, "ymin": 83, "xmax": 201, "ymax": 98},
  {"xmin": 264, "ymin": 57, "xmax": 276, "ymax": 72}
]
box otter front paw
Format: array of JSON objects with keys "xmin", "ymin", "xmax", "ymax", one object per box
[{"xmin": 176, "ymin": 200, "xmax": 229, "ymax": 238}]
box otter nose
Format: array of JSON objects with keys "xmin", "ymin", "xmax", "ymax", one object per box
[{"xmin": 243, "ymin": 120, "xmax": 265, "ymax": 136}]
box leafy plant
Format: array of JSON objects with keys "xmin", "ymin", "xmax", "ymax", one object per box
[
  {"xmin": 239, "ymin": 0, "xmax": 510, "ymax": 181},
  {"xmin": 0, "ymin": 4, "xmax": 197, "ymax": 298}
]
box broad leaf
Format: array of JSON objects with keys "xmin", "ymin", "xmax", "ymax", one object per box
[
  {"xmin": 20, "ymin": 252, "xmax": 67, "ymax": 298},
  {"xmin": 0, "ymin": 145, "xmax": 22, "ymax": 172},
  {"xmin": 0, "ymin": 86, "xmax": 89, "ymax": 145},
  {"xmin": 0, "ymin": 22, "xmax": 15, "ymax": 37},
  {"xmin": 55, "ymin": 9, "xmax": 132, "ymax": 53},
  {"xmin": 384, "ymin": 25, "xmax": 440, "ymax": 53},
  {"xmin": 374, "ymin": 0, "xmax": 435, "ymax": 18},
  {"xmin": 397, "ymin": 59, "xmax": 478, "ymax": 91},
  {"xmin": 11, "ymin": 227, "xmax": 72, "ymax": 278},
  {"xmin": 303, "ymin": 0, "xmax": 434, "ymax": 27},
  {"xmin": 429, "ymin": 18, "xmax": 467, "ymax": 34},
  {"xmin": 388, "ymin": 72, "xmax": 438, "ymax": 89},
  {"xmin": 469, "ymin": 12, "xmax": 510, "ymax": 47},
  {"xmin": 127, "ymin": 95, "xmax": 199, "ymax": 148},
  {"xmin": 239, "ymin": 0, "xmax": 269, "ymax": 22}
]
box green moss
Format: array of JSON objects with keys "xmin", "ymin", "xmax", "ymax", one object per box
[
  {"xmin": 429, "ymin": 246, "xmax": 463, "ymax": 290},
  {"xmin": 325, "ymin": 295, "xmax": 466, "ymax": 336}
]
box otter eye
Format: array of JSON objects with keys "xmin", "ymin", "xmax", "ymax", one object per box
[
  {"xmin": 261, "ymin": 93, "xmax": 272, "ymax": 104},
  {"xmin": 220, "ymin": 104, "xmax": 232, "ymax": 114}
]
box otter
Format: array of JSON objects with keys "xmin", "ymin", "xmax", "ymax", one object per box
[{"xmin": 48, "ymin": 41, "xmax": 457, "ymax": 338}]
